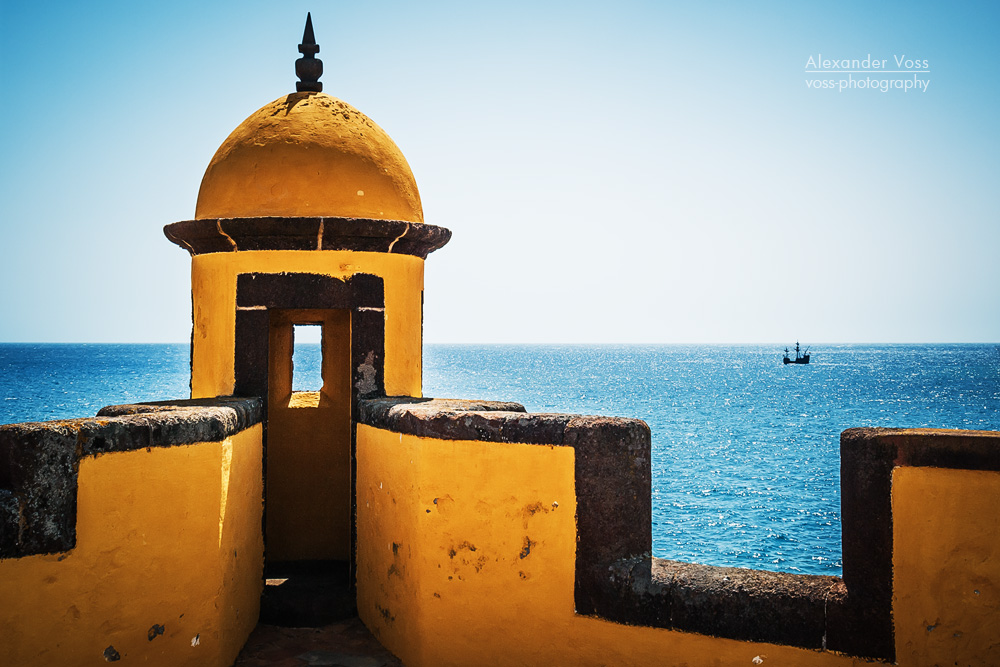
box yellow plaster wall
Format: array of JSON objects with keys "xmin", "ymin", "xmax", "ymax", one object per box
[
  {"xmin": 892, "ymin": 466, "xmax": 1000, "ymax": 666},
  {"xmin": 356, "ymin": 428, "xmax": 425, "ymax": 665},
  {"xmin": 0, "ymin": 425, "xmax": 263, "ymax": 667},
  {"xmin": 355, "ymin": 425, "xmax": 865, "ymax": 667},
  {"xmin": 189, "ymin": 250, "xmax": 424, "ymax": 400}
]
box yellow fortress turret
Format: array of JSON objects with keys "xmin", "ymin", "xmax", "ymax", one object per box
[
  {"xmin": 164, "ymin": 14, "xmax": 449, "ymax": 572},
  {"xmin": 4, "ymin": 13, "xmax": 999, "ymax": 667},
  {"xmin": 195, "ymin": 13, "xmax": 421, "ymax": 222}
]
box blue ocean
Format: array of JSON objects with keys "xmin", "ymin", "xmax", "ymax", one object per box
[{"xmin": 3, "ymin": 342, "xmax": 998, "ymax": 576}]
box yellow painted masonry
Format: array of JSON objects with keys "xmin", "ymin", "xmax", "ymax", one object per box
[
  {"xmin": 355, "ymin": 425, "xmax": 868, "ymax": 667},
  {"xmin": 0, "ymin": 425, "xmax": 263, "ymax": 667},
  {"xmin": 892, "ymin": 466, "xmax": 1000, "ymax": 666},
  {"xmin": 189, "ymin": 250, "xmax": 424, "ymax": 399},
  {"xmin": 195, "ymin": 92, "xmax": 423, "ymax": 222}
]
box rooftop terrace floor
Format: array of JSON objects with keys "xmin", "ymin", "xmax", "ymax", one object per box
[
  {"xmin": 233, "ymin": 617, "xmax": 402, "ymax": 667},
  {"xmin": 235, "ymin": 559, "xmax": 402, "ymax": 666}
]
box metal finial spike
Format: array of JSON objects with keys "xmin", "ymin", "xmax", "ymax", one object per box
[
  {"xmin": 301, "ymin": 12, "xmax": 317, "ymax": 49},
  {"xmin": 296, "ymin": 12, "xmax": 323, "ymax": 92}
]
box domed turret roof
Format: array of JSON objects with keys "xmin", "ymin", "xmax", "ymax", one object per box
[
  {"xmin": 195, "ymin": 92, "xmax": 423, "ymax": 222},
  {"xmin": 166, "ymin": 16, "xmax": 449, "ymax": 259}
]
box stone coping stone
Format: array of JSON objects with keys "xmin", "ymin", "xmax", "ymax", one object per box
[
  {"xmin": 356, "ymin": 396, "xmax": 650, "ymax": 446},
  {"xmin": 602, "ymin": 557, "xmax": 845, "ymax": 649},
  {"xmin": 0, "ymin": 397, "xmax": 262, "ymax": 558},
  {"xmin": 843, "ymin": 426, "xmax": 1000, "ymax": 471},
  {"xmin": 164, "ymin": 217, "xmax": 452, "ymax": 259},
  {"xmin": 92, "ymin": 397, "xmax": 263, "ymax": 449}
]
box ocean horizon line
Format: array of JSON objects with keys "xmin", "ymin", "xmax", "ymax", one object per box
[{"xmin": 0, "ymin": 340, "xmax": 998, "ymax": 347}]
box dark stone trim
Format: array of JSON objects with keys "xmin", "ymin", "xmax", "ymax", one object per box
[
  {"xmin": 236, "ymin": 272, "xmax": 383, "ymax": 311},
  {"xmin": 233, "ymin": 273, "xmax": 386, "ymax": 404},
  {"xmin": 351, "ymin": 309, "xmax": 386, "ymax": 401},
  {"xmin": 164, "ymin": 217, "xmax": 451, "ymax": 259},
  {"xmin": 0, "ymin": 423, "xmax": 77, "ymax": 558},
  {"xmin": 0, "ymin": 490, "xmax": 19, "ymax": 555},
  {"xmin": 234, "ymin": 309, "xmax": 271, "ymax": 407},
  {"xmin": 826, "ymin": 428, "xmax": 896, "ymax": 660},
  {"xmin": 601, "ymin": 557, "xmax": 845, "ymax": 648},
  {"xmin": 0, "ymin": 397, "xmax": 263, "ymax": 558},
  {"xmin": 570, "ymin": 416, "xmax": 652, "ymax": 620},
  {"xmin": 855, "ymin": 426, "xmax": 1000, "ymax": 471}
]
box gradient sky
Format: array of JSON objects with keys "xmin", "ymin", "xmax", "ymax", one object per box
[{"xmin": 1, "ymin": 1, "xmax": 997, "ymax": 343}]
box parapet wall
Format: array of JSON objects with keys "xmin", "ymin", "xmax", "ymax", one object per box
[
  {"xmin": 355, "ymin": 397, "xmax": 1000, "ymax": 667},
  {"xmin": 3, "ymin": 392, "xmax": 996, "ymax": 666},
  {"xmin": 0, "ymin": 398, "xmax": 264, "ymax": 667}
]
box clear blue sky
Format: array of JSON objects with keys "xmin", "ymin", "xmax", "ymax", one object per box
[{"xmin": 1, "ymin": 1, "xmax": 997, "ymax": 343}]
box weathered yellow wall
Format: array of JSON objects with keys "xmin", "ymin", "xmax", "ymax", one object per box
[
  {"xmin": 356, "ymin": 425, "xmax": 865, "ymax": 667},
  {"xmin": 189, "ymin": 250, "xmax": 424, "ymax": 400},
  {"xmin": 356, "ymin": 428, "xmax": 425, "ymax": 664},
  {"xmin": 893, "ymin": 466, "xmax": 1000, "ymax": 667},
  {"xmin": 266, "ymin": 310, "xmax": 352, "ymax": 562},
  {"xmin": 0, "ymin": 425, "xmax": 263, "ymax": 667}
]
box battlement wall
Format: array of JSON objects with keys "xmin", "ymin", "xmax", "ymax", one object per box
[
  {"xmin": 0, "ymin": 398, "xmax": 264, "ymax": 667},
  {"xmin": 3, "ymin": 391, "xmax": 996, "ymax": 666},
  {"xmin": 355, "ymin": 398, "xmax": 1000, "ymax": 667}
]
